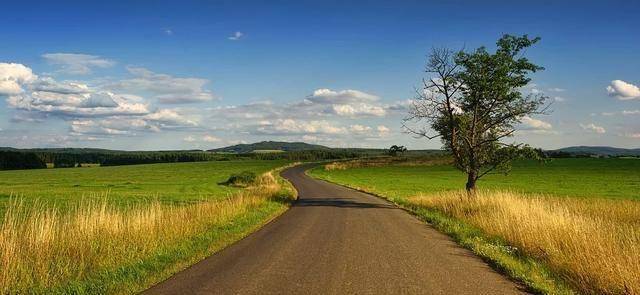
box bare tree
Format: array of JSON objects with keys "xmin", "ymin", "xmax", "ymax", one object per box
[{"xmin": 404, "ymin": 34, "xmax": 548, "ymax": 192}]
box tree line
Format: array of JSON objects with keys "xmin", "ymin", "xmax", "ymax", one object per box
[{"xmin": 0, "ymin": 149, "xmax": 378, "ymax": 170}]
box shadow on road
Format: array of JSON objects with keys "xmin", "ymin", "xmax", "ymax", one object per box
[{"xmin": 295, "ymin": 198, "xmax": 398, "ymax": 209}]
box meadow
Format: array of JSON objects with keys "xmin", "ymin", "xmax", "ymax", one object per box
[
  {"xmin": 0, "ymin": 159, "xmax": 289, "ymax": 216},
  {"xmin": 313, "ymin": 158, "xmax": 640, "ymax": 200},
  {"xmin": 310, "ymin": 157, "xmax": 640, "ymax": 294},
  {"xmin": 0, "ymin": 160, "xmax": 295, "ymax": 294}
]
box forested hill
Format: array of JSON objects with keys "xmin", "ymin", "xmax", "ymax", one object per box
[
  {"xmin": 549, "ymin": 146, "xmax": 640, "ymax": 157},
  {"xmin": 209, "ymin": 141, "xmax": 331, "ymax": 153}
]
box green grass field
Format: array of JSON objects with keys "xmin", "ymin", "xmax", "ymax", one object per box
[
  {"xmin": 0, "ymin": 159, "xmax": 295, "ymax": 294},
  {"xmin": 0, "ymin": 159, "xmax": 289, "ymax": 215},
  {"xmin": 310, "ymin": 158, "xmax": 640, "ymax": 200}
]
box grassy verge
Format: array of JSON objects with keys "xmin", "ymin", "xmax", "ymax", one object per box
[
  {"xmin": 309, "ymin": 160, "xmax": 640, "ymax": 294},
  {"xmin": 0, "ymin": 165, "xmax": 297, "ymax": 294}
]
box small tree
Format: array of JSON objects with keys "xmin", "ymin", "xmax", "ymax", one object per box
[
  {"xmin": 387, "ymin": 145, "xmax": 407, "ymax": 156},
  {"xmin": 405, "ymin": 34, "xmax": 548, "ymax": 192}
]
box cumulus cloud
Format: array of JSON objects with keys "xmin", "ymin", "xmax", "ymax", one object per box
[
  {"xmin": 183, "ymin": 134, "xmax": 220, "ymax": 143},
  {"xmin": 109, "ymin": 67, "xmax": 215, "ymax": 104},
  {"xmin": 329, "ymin": 104, "xmax": 386, "ymax": 117},
  {"xmin": 624, "ymin": 132, "xmax": 640, "ymax": 139},
  {"xmin": 377, "ymin": 125, "xmax": 390, "ymax": 133},
  {"xmin": 0, "ymin": 63, "xmax": 37, "ymax": 95},
  {"xmin": 70, "ymin": 109, "xmax": 198, "ymax": 136},
  {"xmin": 580, "ymin": 123, "xmax": 606, "ymax": 134},
  {"xmin": 202, "ymin": 134, "xmax": 220, "ymax": 142},
  {"xmin": 144, "ymin": 109, "xmax": 198, "ymax": 127},
  {"xmin": 303, "ymin": 88, "xmax": 386, "ymax": 118},
  {"xmin": 307, "ymin": 89, "xmax": 378, "ymax": 104},
  {"xmin": 7, "ymin": 90, "xmax": 150, "ymax": 117},
  {"xmin": 253, "ymin": 119, "xmax": 346, "ymax": 135},
  {"xmin": 607, "ymin": 80, "xmax": 640, "ymax": 100},
  {"xmin": 349, "ymin": 124, "xmax": 372, "ymax": 133},
  {"xmin": 42, "ymin": 53, "xmax": 115, "ymax": 75},
  {"xmin": 228, "ymin": 31, "xmax": 244, "ymax": 41},
  {"xmin": 521, "ymin": 116, "xmax": 553, "ymax": 130},
  {"xmin": 622, "ymin": 110, "xmax": 640, "ymax": 115}
]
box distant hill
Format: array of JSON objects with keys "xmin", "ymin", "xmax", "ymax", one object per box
[
  {"xmin": 209, "ymin": 141, "xmax": 332, "ymax": 153},
  {"xmin": 551, "ymin": 146, "xmax": 640, "ymax": 156}
]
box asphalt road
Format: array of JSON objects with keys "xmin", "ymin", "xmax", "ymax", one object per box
[{"xmin": 144, "ymin": 164, "xmax": 526, "ymax": 294}]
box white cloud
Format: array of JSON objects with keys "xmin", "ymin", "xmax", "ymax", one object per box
[
  {"xmin": 330, "ymin": 104, "xmax": 386, "ymax": 117},
  {"xmin": 607, "ymin": 80, "xmax": 640, "ymax": 100},
  {"xmin": 228, "ymin": 31, "xmax": 244, "ymax": 41},
  {"xmin": 521, "ymin": 116, "xmax": 552, "ymax": 130},
  {"xmin": 553, "ymin": 96, "xmax": 566, "ymax": 102},
  {"xmin": 144, "ymin": 109, "xmax": 198, "ymax": 127},
  {"xmin": 202, "ymin": 135, "xmax": 220, "ymax": 142},
  {"xmin": 377, "ymin": 125, "xmax": 390, "ymax": 133},
  {"xmin": 349, "ymin": 124, "xmax": 372, "ymax": 133},
  {"xmin": 624, "ymin": 132, "xmax": 640, "ymax": 139},
  {"xmin": 548, "ymin": 87, "xmax": 565, "ymax": 92},
  {"xmin": 71, "ymin": 120, "xmax": 132, "ymax": 135},
  {"xmin": 109, "ymin": 67, "xmax": 215, "ymax": 104},
  {"xmin": 0, "ymin": 63, "xmax": 37, "ymax": 95},
  {"xmin": 7, "ymin": 90, "xmax": 150, "ymax": 117},
  {"xmin": 622, "ymin": 110, "xmax": 640, "ymax": 115},
  {"xmin": 254, "ymin": 119, "xmax": 346, "ymax": 135},
  {"xmin": 164, "ymin": 29, "xmax": 173, "ymax": 36},
  {"xmin": 42, "ymin": 53, "xmax": 115, "ymax": 75},
  {"xmin": 580, "ymin": 123, "xmax": 606, "ymax": 134},
  {"xmin": 307, "ymin": 88, "xmax": 378, "ymax": 104},
  {"xmin": 183, "ymin": 134, "xmax": 220, "ymax": 143}
]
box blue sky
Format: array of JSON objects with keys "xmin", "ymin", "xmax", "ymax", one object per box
[{"xmin": 0, "ymin": 0, "xmax": 638, "ymax": 150}]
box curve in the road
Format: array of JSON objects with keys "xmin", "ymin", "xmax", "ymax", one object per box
[{"xmin": 144, "ymin": 164, "xmax": 526, "ymax": 294}]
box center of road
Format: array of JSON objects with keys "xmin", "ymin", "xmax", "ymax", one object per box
[{"xmin": 144, "ymin": 164, "xmax": 526, "ymax": 294}]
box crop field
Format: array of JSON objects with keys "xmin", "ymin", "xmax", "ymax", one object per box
[
  {"xmin": 0, "ymin": 160, "xmax": 295, "ymax": 294},
  {"xmin": 310, "ymin": 158, "xmax": 640, "ymax": 294}
]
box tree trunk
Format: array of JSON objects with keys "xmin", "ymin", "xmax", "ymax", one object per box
[{"xmin": 465, "ymin": 171, "xmax": 477, "ymax": 194}]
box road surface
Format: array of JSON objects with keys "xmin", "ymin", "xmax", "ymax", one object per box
[{"xmin": 144, "ymin": 164, "xmax": 526, "ymax": 294}]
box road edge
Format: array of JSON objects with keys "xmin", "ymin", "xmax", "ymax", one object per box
[{"xmin": 305, "ymin": 166, "xmax": 575, "ymax": 295}]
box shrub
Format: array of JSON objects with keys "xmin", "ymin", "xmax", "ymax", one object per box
[{"xmin": 222, "ymin": 171, "xmax": 257, "ymax": 187}]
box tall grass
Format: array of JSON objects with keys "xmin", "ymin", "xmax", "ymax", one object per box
[
  {"xmin": 0, "ymin": 171, "xmax": 293, "ymax": 294},
  {"xmin": 409, "ymin": 191, "xmax": 640, "ymax": 294}
]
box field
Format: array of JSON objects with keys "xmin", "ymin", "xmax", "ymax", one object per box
[
  {"xmin": 0, "ymin": 160, "xmax": 295, "ymax": 294},
  {"xmin": 0, "ymin": 159, "xmax": 289, "ymax": 216},
  {"xmin": 310, "ymin": 158, "xmax": 640, "ymax": 294},
  {"xmin": 312, "ymin": 158, "xmax": 640, "ymax": 200}
]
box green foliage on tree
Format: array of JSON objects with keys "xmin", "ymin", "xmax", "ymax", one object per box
[
  {"xmin": 405, "ymin": 34, "xmax": 548, "ymax": 192},
  {"xmin": 0, "ymin": 151, "xmax": 47, "ymax": 170}
]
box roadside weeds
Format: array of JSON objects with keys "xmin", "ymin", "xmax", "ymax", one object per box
[{"xmin": 0, "ymin": 165, "xmax": 298, "ymax": 294}]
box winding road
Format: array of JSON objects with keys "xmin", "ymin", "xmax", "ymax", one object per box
[{"xmin": 144, "ymin": 164, "xmax": 526, "ymax": 294}]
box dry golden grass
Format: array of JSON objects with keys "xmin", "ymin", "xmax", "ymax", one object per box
[
  {"xmin": 409, "ymin": 191, "xmax": 640, "ymax": 294},
  {"xmin": 324, "ymin": 156, "xmax": 451, "ymax": 171},
  {"xmin": 0, "ymin": 171, "xmax": 291, "ymax": 294}
]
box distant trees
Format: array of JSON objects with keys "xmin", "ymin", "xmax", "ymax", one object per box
[
  {"xmin": 0, "ymin": 151, "xmax": 47, "ymax": 170},
  {"xmin": 405, "ymin": 34, "xmax": 548, "ymax": 192},
  {"xmin": 53, "ymin": 157, "xmax": 77, "ymax": 168},
  {"xmin": 387, "ymin": 145, "xmax": 407, "ymax": 156}
]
